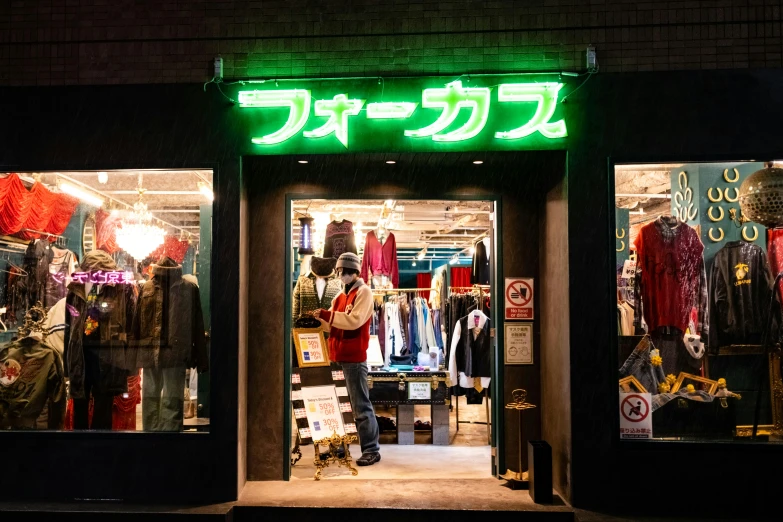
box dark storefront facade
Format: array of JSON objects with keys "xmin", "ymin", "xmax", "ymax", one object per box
[{"xmin": 2, "ymin": 68, "xmax": 783, "ymax": 518}]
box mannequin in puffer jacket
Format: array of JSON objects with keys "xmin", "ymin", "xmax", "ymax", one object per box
[{"xmin": 131, "ymin": 256, "xmax": 207, "ymax": 432}]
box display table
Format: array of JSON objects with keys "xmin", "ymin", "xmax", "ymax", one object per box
[{"xmin": 368, "ymin": 369, "xmax": 451, "ymax": 445}]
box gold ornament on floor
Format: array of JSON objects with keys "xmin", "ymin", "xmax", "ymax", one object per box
[
  {"xmin": 742, "ymin": 225, "xmax": 759, "ymax": 242},
  {"xmin": 500, "ymin": 389, "xmax": 537, "ymax": 487},
  {"xmin": 312, "ymin": 432, "xmax": 359, "ymax": 480},
  {"xmin": 724, "ymin": 168, "xmax": 740, "ymax": 183},
  {"xmin": 707, "ymin": 206, "xmax": 724, "ymax": 222}
]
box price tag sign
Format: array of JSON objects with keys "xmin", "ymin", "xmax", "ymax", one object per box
[
  {"xmin": 408, "ymin": 381, "xmax": 432, "ymax": 400},
  {"xmin": 293, "ymin": 328, "xmax": 331, "ymax": 367},
  {"xmin": 621, "ymin": 259, "xmax": 637, "ymax": 279}
]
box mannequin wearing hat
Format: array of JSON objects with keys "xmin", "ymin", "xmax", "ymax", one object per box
[
  {"xmin": 314, "ymin": 252, "xmax": 381, "ymax": 466},
  {"xmin": 292, "ymin": 256, "xmax": 343, "ymax": 325}
]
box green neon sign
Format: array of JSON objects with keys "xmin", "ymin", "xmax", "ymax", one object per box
[{"xmin": 236, "ymin": 75, "xmax": 569, "ymax": 152}]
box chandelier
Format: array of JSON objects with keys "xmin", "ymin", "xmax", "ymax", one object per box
[{"xmin": 115, "ymin": 174, "xmax": 165, "ymax": 261}]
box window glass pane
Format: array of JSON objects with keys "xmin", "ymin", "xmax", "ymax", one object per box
[
  {"xmin": 615, "ymin": 162, "xmax": 783, "ymax": 442},
  {"xmin": 0, "ymin": 170, "xmax": 211, "ymax": 432}
]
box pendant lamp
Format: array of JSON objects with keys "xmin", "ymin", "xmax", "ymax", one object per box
[
  {"xmin": 298, "ymin": 216, "xmax": 314, "ymax": 255},
  {"xmin": 739, "ymin": 163, "xmax": 783, "ymax": 227}
]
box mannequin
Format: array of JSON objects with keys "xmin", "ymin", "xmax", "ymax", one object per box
[
  {"xmin": 64, "ymin": 250, "xmax": 135, "ymax": 430},
  {"xmin": 292, "ymin": 256, "xmax": 342, "ymax": 323},
  {"xmin": 132, "ymin": 256, "xmax": 207, "ymax": 432}
]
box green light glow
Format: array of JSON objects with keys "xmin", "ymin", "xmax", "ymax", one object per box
[
  {"xmin": 303, "ymin": 94, "xmax": 365, "ymax": 147},
  {"xmin": 404, "ymin": 81, "xmax": 490, "ymax": 142},
  {"xmin": 239, "ymin": 89, "xmax": 311, "ymax": 145},
  {"xmin": 366, "ymin": 102, "xmax": 418, "ymax": 119},
  {"xmin": 494, "ymin": 82, "xmax": 567, "ymax": 139},
  {"xmin": 237, "ymin": 76, "xmax": 568, "ymax": 150}
]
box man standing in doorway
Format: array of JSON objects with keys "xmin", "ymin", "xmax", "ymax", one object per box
[{"xmin": 314, "ymin": 252, "xmax": 381, "ymax": 466}]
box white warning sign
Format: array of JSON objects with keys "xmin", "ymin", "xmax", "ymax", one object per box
[{"xmin": 619, "ymin": 393, "xmax": 653, "ymax": 439}]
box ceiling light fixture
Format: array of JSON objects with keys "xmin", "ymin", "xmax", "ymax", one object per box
[
  {"xmin": 298, "ymin": 160, "xmax": 309, "ymax": 164},
  {"xmin": 58, "ymin": 181, "xmax": 104, "ymax": 207},
  {"xmin": 386, "ymin": 160, "xmax": 396, "ymax": 164},
  {"xmin": 197, "ymin": 181, "xmax": 214, "ymax": 202},
  {"xmin": 417, "ymin": 247, "xmax": 427, "ymax": 260},
  {"xmin": 411, "ymin": 261, "xmax": 416, "ymax": 266},
  {"xmin": 473, "ymin": 160, "xmax": 484, "ymax": 165},
  {"xmin": 115, "ymin": 173, "xmax": 165, "ymax": 261},
  {"xmin": 97, "ymin": 171, "xmax": 109, "ymax": 184}
]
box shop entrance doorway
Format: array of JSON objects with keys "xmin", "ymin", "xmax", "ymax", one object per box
[{"xmin": 286, "ymin": 198, "xmax": 498, "ymax": 480}]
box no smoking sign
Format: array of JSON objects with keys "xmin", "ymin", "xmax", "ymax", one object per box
[{"xmin": 505, "ymin": 278, "xmax": 534, "ymax": 320}]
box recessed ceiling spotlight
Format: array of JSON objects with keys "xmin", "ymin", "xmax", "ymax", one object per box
[
  {"xmin": 97, "ymin": 171, "xmax": 108, "ymax": 184},
  {"xmin": 298, "ymin": 160, "xmax": 309, "ymax": 164},
  {"xmin": 473, "ymin": 160, "xmax": 484, "ymax": 165},
  {"xmin": 386, "ymin": 160, "xmax": 396, "ymax": 164}
]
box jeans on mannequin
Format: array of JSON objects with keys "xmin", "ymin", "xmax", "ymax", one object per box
[{"xmin": 142, "ymin": 366, "xmax": 186, "ymax": 431}]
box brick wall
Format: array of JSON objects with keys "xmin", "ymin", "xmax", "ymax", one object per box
[{"xmin": 0, "ymin": 0, "xmax": 781, "ymax": 85}]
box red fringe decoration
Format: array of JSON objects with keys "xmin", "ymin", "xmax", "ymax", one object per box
[
  {"xmin": 95, "ymin": 207, "xmax": 121, "ymax": 254},
  {"xmin": 0, "ymin": 173, "xmax": 79, "ymax": 240},
  {"xmin": 149, "ymin": 235, "xmax": 191, "ymax": 264}
]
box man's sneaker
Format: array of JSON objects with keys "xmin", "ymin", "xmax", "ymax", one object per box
[{"xmin": 356, "ymin": 452, "xmax": 381, "ymax": 466}]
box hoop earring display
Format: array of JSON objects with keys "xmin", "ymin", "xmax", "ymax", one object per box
[
  {"xmin": 742, "ymin": 225, "xmax": 758, "ymax": 242},
  {"xmin": 708, "ymin": 227, "xmax": 724, "ymax": 242},
  {"xmin": 707, "ymin": 187, "xmax": 723, "ymax": 202},
  {"xmin": 707, "ymin": 206, "xmax": 724, "ymax": 222},
  {"xmin": 723, "ymin": 168, "xmax": 740, "ymax": 183}
]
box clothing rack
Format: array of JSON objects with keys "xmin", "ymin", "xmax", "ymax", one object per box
[
  {"xmin": 23, "ymin": 228, "xmax": 66, "ymax": 240},
  {"xmin": 371, "ymin": 287, "xmax": 433, "ymax": 294}
]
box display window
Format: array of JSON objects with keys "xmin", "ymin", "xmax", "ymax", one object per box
[
  {"xmin": 614, "ymin": 162, "xmax": 783, "ymax": 441},
  {"xmin": 287, "ymin": 198, "xmax": 497, "ymax": 478},
  {"xmin": 0, "ymin": 170, "xmax": 212, "ymax": 432}
]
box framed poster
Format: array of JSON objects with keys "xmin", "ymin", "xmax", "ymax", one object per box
[
  {"xmin": 293, "ymin": 328, "xmax": 330, "ymax": 367},
  {"xmin": 301, "ymin": 385, "xmax": 346, "ymax": 438},
  {"xmin": 505, "ymin": 323, "xmax": 533, "ymax": 365}
]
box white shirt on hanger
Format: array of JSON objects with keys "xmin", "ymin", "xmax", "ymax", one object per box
[{"xmin": 448, "ymin": 309, "xmax": 491, "ymax": 389}]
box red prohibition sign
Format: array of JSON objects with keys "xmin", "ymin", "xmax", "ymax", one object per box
[
  {"xmin": 506, "ymin": 280, "xmax": 532, "ymax": 307},
  {"xmin": 621, "ymin": 394, "xmax": 649, "ymax": 423}
]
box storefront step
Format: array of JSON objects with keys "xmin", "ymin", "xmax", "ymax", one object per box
[
  {"xmin": 233, "ymin": 506, "xmax": 574, "ymax": 522},
  {"xmin": 236, "ymin": 479, "xmax": 574, "ymax": 521},
  {"xmin": 0, "ymin": 504, "xmax": 233, "ymax": 521}
]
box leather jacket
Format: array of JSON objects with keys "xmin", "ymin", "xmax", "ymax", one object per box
[
  {"xmin": 131, "ymin": 258, "xmax": 208, "ymax": 372},
  {"xmin": 64, "ymin": 281, "xmax": 136, "ymax": 398}
]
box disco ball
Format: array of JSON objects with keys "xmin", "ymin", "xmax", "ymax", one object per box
[{"xmin": 739, "ymin": 167, "xmax": 783, "ymax": 228}]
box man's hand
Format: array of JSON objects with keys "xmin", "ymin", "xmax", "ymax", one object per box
[{"xmin": 313, "ymin": 309, "xmax": 322, "ymax": 319}]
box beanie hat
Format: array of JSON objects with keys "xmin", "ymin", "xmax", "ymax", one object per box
[
  {"xmin": 335, "ymin": 252, "xmax": 361, "ymax": 273},
  {"xmin": 80, "ymin": 250, "xmax": 118, "ymax": 272}
]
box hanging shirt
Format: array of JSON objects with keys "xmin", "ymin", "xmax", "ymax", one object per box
[
  {"xmin": 323, "ymin": 220, "xmax": 357, "ymax": 259},
  {"xmin": 633, "ymin": 217, "xmax": 708, "ymax": 336},
  {"xmin": 708, "ymin": 241, "xmax": 780, "ymax": 351},
  {"xmin": 471, "ymin": 238, "xmax": 490, "ymax": 285},
  {"xmin": 360, "ymin": 231, "xmax": 399, "ymax": 288},
  {"xmin": 448, "ymin": 310, "xmax": 491, "ymax": 389}
]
